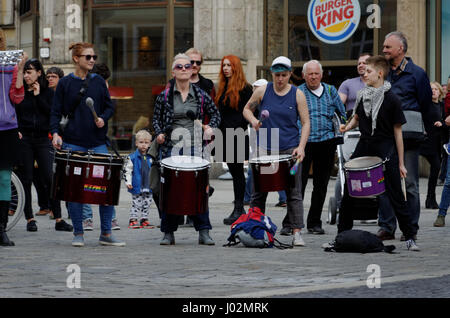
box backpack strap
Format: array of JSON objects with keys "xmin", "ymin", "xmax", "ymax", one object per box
[
  {"xmin": 273, "ymin": 238, "xmax": 294, "ymax": 250},
  {"xmin": 68, "ymin": 73, "xmax": 92, "ymax": 118}
]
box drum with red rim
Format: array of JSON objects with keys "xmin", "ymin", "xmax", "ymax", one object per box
[
  {"xmin": 160, "ymin": 156, "xmax": 210, "ymax": 215},
  {"xmin": 250, "ymin": 154, "xmax": 295, "ymax": 193},
  {"xmin": 51, "ymin": 150, "xmax": 124, "ymax": 205}
]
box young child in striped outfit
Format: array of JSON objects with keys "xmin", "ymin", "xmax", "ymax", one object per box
[{"xmin": 125, "ymin": 130, "xmax": 154, "ymax": 229}]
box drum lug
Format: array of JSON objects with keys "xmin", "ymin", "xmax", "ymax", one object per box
[
  {"xmin": 107, "ymin": 169, "xmax": 112, "ymax": 180},
  {"xmin": 86, "ymin": 167, "xmax": 90, "ymax": 178},
  {"xmin": 367, "ymin": 170, "xmax": 371, "ymax": 178},
  {"xmin": 176, "ymin": 170, "xmax": 179, "ymax": 178},
  {"xmin": 195, "ymin": 171, "xmax": 198, "ymax": 178},
  {"xmin": 65, "ymin": 164, "xmax": 70, "ymax": 176},
  {"xmin": 53, "ymin": 162, "xmax": 57, "ymax": 174}
]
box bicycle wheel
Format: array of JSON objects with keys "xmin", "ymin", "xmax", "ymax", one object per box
[{"xmin": 6, "ymin": 172, "xmax": 25, "ymax": 232}]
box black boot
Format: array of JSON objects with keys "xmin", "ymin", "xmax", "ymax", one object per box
[
  {"xmin": 425, "ymin": 195, "xmax": 439, "ymax": 209},
  {"xmin": 0, "ymin": 201, "xmax": 15, "ymax": 247},
  {"xmin": 223, "ymin": 202, "xmax": 246, "ymax": 225}
]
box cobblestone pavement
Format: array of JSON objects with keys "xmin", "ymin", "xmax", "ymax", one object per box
[{"xmin": 1, "ymin": 178, "xmax": 449, "ymax": 300}]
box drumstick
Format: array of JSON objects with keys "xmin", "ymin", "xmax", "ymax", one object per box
[
  {"xmin": 401, "ymin": 177, "xmax": 407, "ymax": 201},
  {"xmin": 86, "ymin": 97, "xmax": 99, "ymax": 122},
  {"xmin": 290, "ymin": 159, "xmax": 300, "ymax": 176},
  {"xmin": 259, "ymin": 110, "xmax": 270, "ymax": 126}
]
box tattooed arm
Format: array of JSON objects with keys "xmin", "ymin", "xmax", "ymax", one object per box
[{"xmin": 243, "ymin": 85, "xmax": 266, "ymax": 131}]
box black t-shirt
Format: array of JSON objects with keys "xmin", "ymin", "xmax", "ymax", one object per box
[{"xmin": 356, "ymin": 90, "xmax": 406, "ymax": 141}]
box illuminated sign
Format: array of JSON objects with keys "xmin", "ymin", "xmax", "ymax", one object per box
[{"xmin": 308, "ymin": 0, "xmax": 361, "ymax": 44}]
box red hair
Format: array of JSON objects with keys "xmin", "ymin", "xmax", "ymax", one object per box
[
  {"xmin": 215, "ymin": 55, "xmax": 248, "ymax": 110},
  {"xmin": 69, "ymin": 42, "xmax": 94, "ymax": 63}
]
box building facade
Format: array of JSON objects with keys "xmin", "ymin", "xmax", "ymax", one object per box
[{"xmin": 1, "ymin": 0, "xmax": 448, "ymax": 151}]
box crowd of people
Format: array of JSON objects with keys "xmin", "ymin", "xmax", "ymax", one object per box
[{"xmin": 1, "ymin": 28, "xmax": 449, "ymax": 252}]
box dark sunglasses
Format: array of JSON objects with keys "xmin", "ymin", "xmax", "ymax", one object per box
[
  {"xmin": 173, "ymin": 63, "xmax": 192, "ymax": 70},
  {"xmin": 190, "ymin": 60, "xmax": 202, "ymax": 66},
  {"xmin": 78, "ymin": 55, "xmax": 98, "ymax": 61}
]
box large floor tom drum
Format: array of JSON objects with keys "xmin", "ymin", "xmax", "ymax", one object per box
[
  {"xmin": 160, "ymin": 156, "xmax": 210, "ymax": 215},
  {"xmin": 250, "ymin": 154, "xmax": 295, "ymax": 193}
]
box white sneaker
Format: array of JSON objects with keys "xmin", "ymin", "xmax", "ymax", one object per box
[
  {"xmin": 83, "ymin": 218, "xmax": 93, "ymax": 231},
  {"xmin": 406, "ymin": 239, "xmax": 420, "ymax": 251},
  {"xmin": 293, "ymin": 231, "xmax": 305, "ymax": 246}
]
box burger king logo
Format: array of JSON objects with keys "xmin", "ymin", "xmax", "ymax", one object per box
[{"xmin": 308, "ymin": 0, "xmax": 361, "ymax": 44}]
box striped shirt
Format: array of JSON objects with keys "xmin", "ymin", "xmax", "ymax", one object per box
[{"xmin": 298, "ymin": 83, "xmax": 346, "ymax": 143}]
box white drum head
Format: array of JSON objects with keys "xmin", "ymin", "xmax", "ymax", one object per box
[
  {"xmin": 161, "ymin": 156, "xmax": 210, "ymax": 171},
  {"xmin": 344, "ymin": 156, "xmax": 382, "ymax": 170},
  {"xmin": 249, "ymin": 154, "xmax": 293, "ymax": 164}
]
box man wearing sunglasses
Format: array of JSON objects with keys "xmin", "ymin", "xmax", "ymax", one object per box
[{"xmin": 186, "ymin": 48, "xmax": 215, "ymax": 100}]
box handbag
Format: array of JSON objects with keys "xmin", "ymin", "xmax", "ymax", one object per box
[{"xmin": 402, "ymin": 110, "xmax": 425, "ymax": 141}]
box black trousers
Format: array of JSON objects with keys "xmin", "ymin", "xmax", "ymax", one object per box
[
  {"xmin": 337, "ymin": 138, "xmax": 415, "ymax": 240},
  {"xmin": 17, "ymin": 135, "xmax": 61, "ymax": 220},
  {"xmin": 421, "ymin": 152, "xmax": 441, "ymax": 198},
  {"xmin": 301, "ymin": 139, "xmax": 337, "ymax": 228},
  {"xmin": 227, "ymin": 162, "xmax": 245, "ymax": 207}
]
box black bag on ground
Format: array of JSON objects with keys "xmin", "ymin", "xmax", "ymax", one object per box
[{"xmin": 325, "ymin": 230, "xmax": 395, "ymax": 254}]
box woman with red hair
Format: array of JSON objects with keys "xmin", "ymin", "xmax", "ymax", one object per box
[{"xmin": 216, "ymin": 55, "xmax": 253, "ymax": 225}]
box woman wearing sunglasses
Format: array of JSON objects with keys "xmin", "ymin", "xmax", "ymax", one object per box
[
  {"xmin": 50, "ymin": 42, "xmax": 122, "ymax": 247},
  {"xmin": 14, "ymin": 58, "xmax": 73, "ymax": 234},
  {"xmin": 215, "ymin": 55, "xmax": 253, "ymax": 225},
  {"xmin": 152, "ymin": 53, "xmax": 221, "ymax": 246}
]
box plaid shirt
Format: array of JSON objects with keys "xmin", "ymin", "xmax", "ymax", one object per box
[
  {"xmin": 152, "ymin": 81, "xmax": 221, "ymax": 159},
  {"xmin": 299, "ymin": 83, "xmax": 346, "ymax": 143}
]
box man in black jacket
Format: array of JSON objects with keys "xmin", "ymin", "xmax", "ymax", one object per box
[{"xmin": 186, "ymin": 48, "xmax": 215, "ymax": 100}]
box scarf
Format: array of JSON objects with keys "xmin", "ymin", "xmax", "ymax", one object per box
[{"xmin": 354, "ymin": 81, "xmax": 391, "ymax": 136}]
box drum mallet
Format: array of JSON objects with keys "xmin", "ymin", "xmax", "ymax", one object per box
[{"xmin": 86, "ymin": 97, "xmax": 99, "ymax": 122}]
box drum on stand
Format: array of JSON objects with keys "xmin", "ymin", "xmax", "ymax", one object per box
[
  {"xmin": 51, "ymin": 150, "xmax": 124, "ymax": 205},
  {"xmin": 344, "ymin": 156, "xmax": 386, "ymax": 198},
  {"xmin": 160, "ymin": 156, "xmax": 210, "ymax": 216},
  {"xmin": 249, "ymin": 154, "xmax": 295, "ymax": 193}
]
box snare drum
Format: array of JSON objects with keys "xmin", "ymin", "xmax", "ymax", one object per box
[
  {"xmin": 51, "ymin": 150, "xmax": 124, "ymax": 205},
  {"xmin": 160, "ymin": 156, "xmax": 210, "ymax": 215},
  {"xmin": 250, "ymin": 154, "xmax": 295, "ymax": 193},
  {"xmin": 344, "ymin": 156, "xmax": 385, "ymax": 198}
]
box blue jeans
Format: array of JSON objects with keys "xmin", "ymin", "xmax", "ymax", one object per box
[
  {"xmin": 378, "ymin": 146, "xmax": 420, "ymax": 235},
  {"xmin": 63, "ymin": 143, "xmax": 114, "ymax": 235},
  {"xmin": 244, "ymin": 167, "xmax": 286, "ymax": 203},
  {"xmin": 438, "ymin": 155, "xmax": 450, "ymax": 217}
]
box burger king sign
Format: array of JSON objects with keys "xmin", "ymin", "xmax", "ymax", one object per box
[{"xmin": 308, "ymin": 0, "xmax": 361, "ymax": 44}]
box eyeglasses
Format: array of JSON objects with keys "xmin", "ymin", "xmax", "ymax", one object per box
[
  {"xmin": 78, "ymin": 55, "xmax": 98, "ymax": 61},
  {"xmin": 190, "ymin": 60, "xmax": 202, "ymax": 66},
  {"xmin": 173, "ymin": 64, "xmax": 192, "ymax": 71}
]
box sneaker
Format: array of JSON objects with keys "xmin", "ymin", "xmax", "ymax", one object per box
[
  {"xmin": 293, "ymin": 231, "xmax": 305, "ymax": 246},
  {"xmin": 72, "ymin": 235, "xmax": 85, "ymax": 247},
  {"xmin": 433, "ymin": 215, "xmax": 445, "ymax": 227},
  {"xmin": 321, "ymin": 241, "xmax": 335, "ymax": 249},
  {"xmin": 140, "ymin": 219, "xmax": 155, "ymax": 229},
  {"xmin": 111, "ymin": 219, "xmax": 121, "ymax": 230},
  {"xmin": 83, "ymin": 218, "xmax": 94, "ymax": 231},
  {"xmin": 406, "ymin": 239, "xmax": 420, "ymax": 251},
  {"xmin": 55, "ymin": 220, "xmax": 73, "ymax": 232},
  {"xmin": 128, "ymin": 219, "xmax": 140, "ymax": 229},
  {"xmin": 99, "ymin": 235, "xmax": 126, "ymax": 247},
  {"xmin": 26, "ymin": 220, "xmax": 38, "ymax": 232},
  {"xmin": 275, "ymin": 202, "xmax": 287, "ymax": 207}
]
